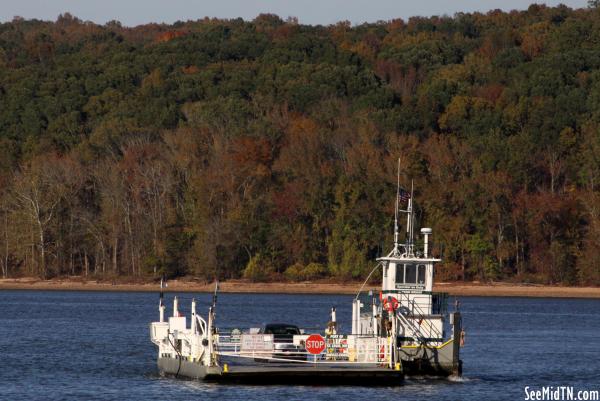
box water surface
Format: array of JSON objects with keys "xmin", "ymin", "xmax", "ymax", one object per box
[{"xmin": 0, "ymin": 290, "xmax": 598, "ymax": 400}]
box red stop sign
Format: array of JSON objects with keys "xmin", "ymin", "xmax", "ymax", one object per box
[{"xmin": 305, "ymin": 334, "xmax": 326, "ymax": 355}]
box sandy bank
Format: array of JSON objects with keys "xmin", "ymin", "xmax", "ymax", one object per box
[{"xmin": 1, "ymin": 278, "xmax": 599, "ymax": 298}]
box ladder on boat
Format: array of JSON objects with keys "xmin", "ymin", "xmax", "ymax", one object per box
[{"xmin": 395, "ymin": 292, "xmax": 443, "ymax": 344}]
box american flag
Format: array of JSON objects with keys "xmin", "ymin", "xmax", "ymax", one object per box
[{"xmin": 398, "ymin": 188, "xmax": 411, "ymax": 203}]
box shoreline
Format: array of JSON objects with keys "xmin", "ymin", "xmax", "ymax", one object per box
[{"xmin": 1, "ymin": 278, "xmax": 599, "ymax": 298}]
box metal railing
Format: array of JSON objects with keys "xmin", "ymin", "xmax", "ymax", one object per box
[
  {"xmin": 214, "ymin": 333, "xmax": 390, "ymax": 365},
  {"xmin": 432, "ymin": 292, "xmax": 448, "ymax": 315},
  {"xmin": 395, "ymin": 292, "xmax": 444, "ymax": 342}
]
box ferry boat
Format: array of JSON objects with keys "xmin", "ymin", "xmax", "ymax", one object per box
[{"xmin": 150, "ymin": 174, "xmax": 464, "ymax": 384}]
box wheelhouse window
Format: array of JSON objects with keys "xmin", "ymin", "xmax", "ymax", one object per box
[
  {"xmin": 417, "ymin": 264, "xmax": 426, "ymax": 284},
  {"xmin": 405, "ymin": 264, "xmax": 417, "ymax": 283},
  {"xmin": 396, "ymin": 264, "xmax": 427, "ymax": 286},
  {"xmin": 395, "ymin": 264, "xmax": 405, "ymax": 284}
]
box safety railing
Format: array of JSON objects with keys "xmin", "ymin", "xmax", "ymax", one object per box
[
  {"xmin": 214, "ymin": 333, "xmax": 391, "ymax": 365},
  {"xmin": 395, "ymin": 292, "xmax": 444, "ymax": 342},
  {"xmin": 432, "ymin": 292, "xmax": 448, "ymax": 315}
]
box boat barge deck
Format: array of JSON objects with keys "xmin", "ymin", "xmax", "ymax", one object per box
[{"xmin": 202, "ymin": 364, "xmax": 402, "ymax": 385}]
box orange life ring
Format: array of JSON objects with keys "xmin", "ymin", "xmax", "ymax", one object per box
[{"xmin": 382, "ymin": 296, "xmax": 399, "ymax": 312}]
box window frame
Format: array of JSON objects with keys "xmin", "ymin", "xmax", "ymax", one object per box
[
  {"xmin": 395, "ymin": 263, "xmax": 427, "ymax": 288},
  {"xmin": 417, "ymin": 264, "xmax": 426, "ymax": 285}
]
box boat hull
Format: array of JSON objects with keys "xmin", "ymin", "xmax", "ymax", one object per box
[
  {"xmin": 157, "ymin": 357, "xmax": 221, "ymax": 380},
  {"xmin": 157, "ymin": 357, "xmax": 404, "ymax": 385},
  {"xmin": 399, "ymin": 339, "xmax": 461, "ymax": 376}
]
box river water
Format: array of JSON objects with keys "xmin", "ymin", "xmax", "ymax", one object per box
[{"xmin": 0, "ymin": 290, "xmax": 598, "ymax": 400}]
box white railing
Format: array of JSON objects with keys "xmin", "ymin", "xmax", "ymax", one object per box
[
  {"xmin": 395, "ymin": 292, "xmax": 443, "ymax": 341},
  {"xmin": 215, "ymin": 333, "xmax": 391, "ymax": 365}
]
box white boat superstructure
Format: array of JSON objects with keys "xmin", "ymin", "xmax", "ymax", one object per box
[
  {"xmin": 350, "ymin": 177, "xmax": 463, "ymax": 375},
  {"xmin": 150, "ymin": 286, "xmax": 223, "ymax": 379}
]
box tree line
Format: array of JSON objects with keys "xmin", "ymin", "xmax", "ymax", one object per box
[{"xmin": 1, "ymin": 5, "xmax": 600, "ymax": 284}]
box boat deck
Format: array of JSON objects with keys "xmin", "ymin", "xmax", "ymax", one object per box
[{"xmin": 206, "ymin": 363, "xmax": 404, "ymax": 385}]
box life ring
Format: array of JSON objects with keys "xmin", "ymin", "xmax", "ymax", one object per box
[{"xmin": 382, "ymin": 296, "xmax": 399, "ymax": 312}]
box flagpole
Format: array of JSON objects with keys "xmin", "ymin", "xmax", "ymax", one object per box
[
  {"xmin": 410, "ymin": 180, "xmax": 414, "ymax": 256},
  {"xmin": 406, "ymin": 189, "xmax": 411, "ymax": 256}
]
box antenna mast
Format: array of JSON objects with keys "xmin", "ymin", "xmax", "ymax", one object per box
[
  {"xmin": 408, "ymin": 180, "xmax": 415, "ymax": 257},
  {"xmin": 393, "ymin": 158, "xmax": 401, "ymax": 256}
]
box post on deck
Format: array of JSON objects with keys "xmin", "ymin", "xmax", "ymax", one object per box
[
  {"xmin": 191, "ymin": 298, "xmax": 197, "ymax": 333},
  {"xmin": 206, "ymin": 306, "xmax": 215, "ymax": 367},
  {"xmin": 372, "ymin": 298, "xmax": 378, "ymax": 337},
  {"xmin": 451, "ymin": 311, "xmax": 462, "ymax": 376}
]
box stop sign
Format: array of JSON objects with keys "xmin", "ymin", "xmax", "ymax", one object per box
[{"xmin": 305, "ymin": 334, "xmax": 326, "ymax": 355}]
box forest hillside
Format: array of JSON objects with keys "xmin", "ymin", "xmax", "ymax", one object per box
[{"xmin": 1, "ymin": 5, "xmax": 600, "ymax": 284}]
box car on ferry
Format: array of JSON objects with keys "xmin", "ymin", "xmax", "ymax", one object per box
[{"xmin": 258, "ymin": 323, "xmax": 306, "ymax": 362}]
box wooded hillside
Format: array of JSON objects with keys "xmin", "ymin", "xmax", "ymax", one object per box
[{"xmin": 1, "ymin": 5, "xmax": 600, "ymax": 284}]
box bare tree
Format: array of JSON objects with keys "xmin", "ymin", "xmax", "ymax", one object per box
[{"xmin": 10, "ymin": 155, "xmax": 80, "ymax": 278}]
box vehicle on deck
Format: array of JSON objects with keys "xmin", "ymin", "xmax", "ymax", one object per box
[{"xmin": 257, "ymin": 324, "xmax": 306, "ymax": 362}]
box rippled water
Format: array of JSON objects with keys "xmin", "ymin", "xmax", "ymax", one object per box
[{"xmin": 0, "ymin": 290, "xmax": 599, "ymax": 400}]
